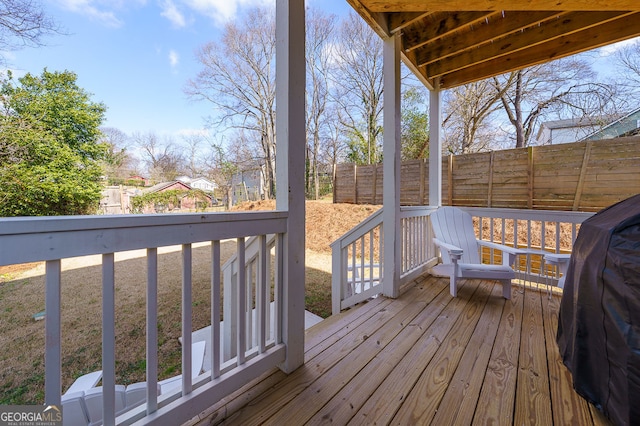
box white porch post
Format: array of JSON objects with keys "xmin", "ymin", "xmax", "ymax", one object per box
[
  {"xmin": 429, "ymin": 79, "xmax": 443, "ymax": 207},
  {"xmin": 275, "ymin": 0, "xmax": 305, "ymax": 373},
  {"xmin": 382, "ymin": 34, "xmax": 401, "ymax": 298}
]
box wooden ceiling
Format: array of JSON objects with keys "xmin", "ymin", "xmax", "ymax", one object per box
[{"xmin": 347, "ymin": 0, "xmax": 640, "ymax": 89}]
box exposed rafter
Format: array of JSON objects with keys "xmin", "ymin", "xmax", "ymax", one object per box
[
  {"xmin": 363, "ymin": 0, "xmax": 640, "ymax": 12},
  {"xmin": 347, "ymin": 0, "xmax": 640, "ymax": 89}
]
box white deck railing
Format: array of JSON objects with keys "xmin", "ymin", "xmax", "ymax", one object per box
[
  {"xmin": 0, "ymin": 211, "xmax": 288, "ymax": 425},
  {"xmin": 332, "ymin": 206, "xmax": 594, "ymax": 313},
  {"xmin": 331, "ymin": 206, "xmax": 439, "ymax": 314},
  {"xmin": 462, "ymin": 207, "xmax": 594, "ymax": 284},
  {"xmin": 221, "ymin": 234, "xmax": 277, "ymax": 362}
]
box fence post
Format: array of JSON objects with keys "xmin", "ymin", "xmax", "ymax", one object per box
[
  {"xmin": 488, "ymin": 151, "xmax": 495, "ymax": 208},
  {"xmin": 528, "ymin": 146, "xmax": 534, "ymax": 209},
  {"xmin": 448, "ymin": 155, "xmax": 454, "ymax": 206},
  {"xmin": 353, "ymin": 164, "xmax": 357, "ymax": 204},
  {"xmin": 573, "ymin": 141, "xmax": 593, "ymax": 211},
  {"xmin": 420, "ymin": 159, "xmax": 426, "ymax": 204},
  {"xmin": 332, "ymin": 163, "xmax": 337, "ymax": 204},
  {"xmin": 372, "ymin": 164, "xmax": 377, "ymax": 204}
]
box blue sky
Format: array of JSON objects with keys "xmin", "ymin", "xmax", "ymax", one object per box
[
  {"xmin": 5, "ymin": 1, "xmax": 637, "ymax": 139},
  {"xmin": 6, "ymin": 0, "xmax": 351, "ymax": 137}
]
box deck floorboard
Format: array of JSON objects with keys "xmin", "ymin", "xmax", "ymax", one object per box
[{"xmin": 189, "ymin": 275, "xmax": 610, "ymax": 426}]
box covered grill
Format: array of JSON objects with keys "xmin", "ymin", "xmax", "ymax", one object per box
[{"xmin": 557, "ymin": 194, "xmax": 640, "ymax": 426}]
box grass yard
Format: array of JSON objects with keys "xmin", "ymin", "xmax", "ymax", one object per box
[{"xmin": 0, "ymin": 200, "xmax": 380, "ymax": 405}]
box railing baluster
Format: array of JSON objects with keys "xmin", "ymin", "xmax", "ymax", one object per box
[
  {"xmin": 275, "ymin": 233, "xmax": 284, "ymax": 344},
  {"xmin": 369, "ymin": 230, "xmax": 374, "ymax": 288},
  {"xmin": 146, "ymin": 248, "xmax": 158, "ymax": 413},
  {"xmin": 211, "ymin": 241, "xmax": 221, "ymax": 378},
  {"xmin": 379, "ymin": 223, "xmax": 384, "ymax": 281},
  {"xmin": 351, "ymin": 242, "xmax": 356, "ymax": 296},
  {"xmin": 237, "ymin": 238, "xmax": 246, "ymax": 365},
  {"xmin": 182, "ymin": 244, "xmax": 193, "ymax": 394},
  {"xmin": 246, "ymin": 260, "xmax": 253, "ymax": 352},
  {"xmin": 266, "ymin": 237, "xmax": 274, "ymax": 343},
  {"xmin": 45, "ymin": 260, "xmax": 62, "ymax": 407},
  {"xmin": 102, "ymin": 253, "xmax": 116, "ymax": 426},
  {"xmin": 258, "ymin": 235, "xmax": 267, "ymax": 353},
  {"xmin": 360, "ymin": 236, "xmax": 365, "ymax": 290}
]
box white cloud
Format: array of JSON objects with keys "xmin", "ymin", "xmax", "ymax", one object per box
[
  {"xmin": 181, "ymin": 0, "xmax": 272, "ymax": 26},
  {"xmin": 54, "ymin": 0, "xmax": 147, "ymax": 28},
  {"xmin": 598, "ymin": 36, "xmax": 640, "ymax": 57},
  {"xmin": 160, "ymin": 0, "xmax": 187, "ymax": 28},
  {"xmin": 176, "ymin": 128, "xmax": 209, "ymax": 137},
  {"xmin": 169, "ymin": 49, "xmax": 180, "ymax": 67}
]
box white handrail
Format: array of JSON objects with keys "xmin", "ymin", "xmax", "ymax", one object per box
[
  {"xmin": 331, "ymin": 206, "xmax": 594, "ymax": 314},
  {"xmin": 0, "ymin": 211, "xmax": 288, "ymax": 425},
  {"xmin": 331, "ymin": 206, "xmax": 438, "ymax": 314}
]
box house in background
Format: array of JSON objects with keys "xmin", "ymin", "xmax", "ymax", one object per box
[
  {"xmin": 232, "ymin": 168, "xmax": 265, "ymax": 204},
  {"xmin": 535, "ymin": 116, "xmax": 614, "ymax": 145},
  {"xmin": 536, "ymin": 108, "xmax": 640, "ymax": 145},
  {"xmin": 190, "ymin": 177, "xmax": 217, "ymax": 193},
  {"xmin": 140, "ymin": 180, "xmax": 213, "ymax": 213},
  {"xmin": 176, "ymin": 176, "xmax": 217, "ymax": 193},
  {"xmin": 126, "ymin": 175, "xmax": 149, "ymax": 186},
  {"xmin": 582, "ymin": 107, "xmax": 640, "ymax": 140}
]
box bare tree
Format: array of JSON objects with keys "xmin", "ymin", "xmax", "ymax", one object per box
[
  {"xmin": 186, "ymin": 6, "xmax": 277, "ymax": 198},
  {"xmin": 306, "ymin": 7, "xmax": 336, "ymax": 199},
  {"xmin": 616, "ymin": 40, "xmax": 640, "ymax": 82},
  {"xmin": 204, "ymin": 140, "xmax": 238, "ymax": 210},
  {"xmin": 442, "ymin": 80, "xmax": 505, "ymax": 154},
  {"xmin": 181, "ymin": 133, "xmax": 206, "ymax": 178},
  {"xmin": 0, "ymin": 0, "xmax": 60, "ymax": 60},
  {"xmin": 493, "ymin": 57, "xmax": 617, "ymax": 148},
  {"xmin": 615, "ymin": 40, "xmax": 640, "ymax": 102},
  {"xmin": 331, "ymin": 11, "xmax": 384, "ymax": 165},
  {"xmin": 133, "ymin": 132, "xmax": 185, "ymax": 183},
  {"xmin": 100, "ymin": 127, "xmax": 137, "ymax": 181},
  {"xmin": 319, "ymin": 104, "xmax": 349, "ymax": 177}
]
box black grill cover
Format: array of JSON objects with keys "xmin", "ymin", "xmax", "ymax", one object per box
[{"xmin": 557, "ymin": 194, "xmax": 640, "ymax": 426}]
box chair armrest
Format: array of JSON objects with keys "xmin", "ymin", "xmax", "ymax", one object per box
[
  {"xmin": 476, "ymin": 240, "xmax": 526, "ymax": 255},
  {"xmin": 477, "ymin": 240, "xmax": 527, "ymax": 267},
  {"xmin": 433, "ymin": 238, "xmax": 463, "ymax": 259}
]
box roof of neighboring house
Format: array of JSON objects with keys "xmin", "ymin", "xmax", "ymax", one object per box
[
  {"xmin": 581, "ymin": 107, "xmax": 640, "ymax": 141},
  {"xmin": 536, "ymin": 114, "xmax": 624, "ymax": 143},
  {"xmin": 190, "ymin": 177, "xmax": 215, "ymax": 184},
  {"xmin": 143, "ymin": 181, "xmax": 192, "ymax": 194},
  {"xmin": 539, "ymin": 116, "xmax": 616, "ymax": 131}
]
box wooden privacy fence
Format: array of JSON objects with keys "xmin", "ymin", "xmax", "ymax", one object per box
[{"xmin": 333, "ymin": 136, "xmax": 640, "ymax": 212}]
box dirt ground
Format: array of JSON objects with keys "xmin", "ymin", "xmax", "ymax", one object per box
[{"xmin": 0, "ymin": 200, "xmax": 380, "ymax": 404}]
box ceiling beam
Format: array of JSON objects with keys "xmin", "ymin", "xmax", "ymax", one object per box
[
  {"xmin": 414, "ymin": 11, "xmax": 561, "ymax": 66},
  {"xmin": 426, "ymin": 11, "xmax": 629, "ymax": 78},
  {"xmin": 439, "ymin": 12, "xmax": 640, "ymax": 88},
  {"xmin": 388, "ymin": 12, "xmax": 431, "ymax": 34},
  {"xmin": 347, "ymin": 0, "xmax": 390, "ymax": 37},
  {"xmin": 361, "ymin": 0, "xmax": 640, "ymax": 12},
  {"xmin": 403, "ymin": 11, "xmax": 493, "ymax": 52}
]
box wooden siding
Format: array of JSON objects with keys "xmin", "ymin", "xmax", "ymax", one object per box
[
  {"xmin": 334, "ymin": 136, "xmax": 640, "ymax": 212},
  {"xmin": 186, "ymin": 276, "xmax": 611, "ymax": 426}
]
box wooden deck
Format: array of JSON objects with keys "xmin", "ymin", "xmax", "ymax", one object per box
[{"xmin": 186, "ymin": 275, "xmax": 611, "ymax": 426}]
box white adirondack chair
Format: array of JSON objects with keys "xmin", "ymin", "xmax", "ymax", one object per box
[{"xmin": 431, "ymin": 206, "xmax": 524, "ymax": 299}]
